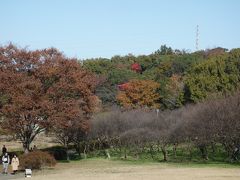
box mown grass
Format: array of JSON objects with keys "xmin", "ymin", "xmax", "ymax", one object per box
[
  {"xmin": 10, "ymin": 144, "xmax": 235, "ymax": 168},
  {"xmin": 82, "ymin": 144, "xmax": 240, "ymax": 168}
]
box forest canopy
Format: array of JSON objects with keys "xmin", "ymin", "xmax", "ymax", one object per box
[{"xmin": 83, "ymin": 45, "xmax": 240, "ymax": 109}]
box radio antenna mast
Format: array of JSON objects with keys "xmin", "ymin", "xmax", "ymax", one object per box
[{"xmin": 196, "ymin": 25, "xmax": 199, "ymax": 51}]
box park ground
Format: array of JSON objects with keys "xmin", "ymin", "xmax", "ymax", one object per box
[{"xmin": 1, "ymin": 158, "xmax": 240, "ymax": 180}]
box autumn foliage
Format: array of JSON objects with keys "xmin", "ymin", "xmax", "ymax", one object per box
[
  {"xmin": 117, "ymin": 83, "xmax": 130, "ymax": 91},
  {"xmin": 0, "ymin": 44, "xmax": 98, "ymax": 152},
  {"xmin": 131, "ymin": 63, "xmax": 142, "ymax": 73},
  {"xmin": 116, "ymin": 79, "xmax": 160, "ymax": 109}
]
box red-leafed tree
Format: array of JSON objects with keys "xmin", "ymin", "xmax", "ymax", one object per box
[
  {"xmin": 0, "ymin": 45, "xmax": 98, "ymax": 153},
  {"xmin": 37, "ymin": 54, "xmax": 98, "ymax": 159},
  {"xmin": 131, "ymin": 63, "xmax": 142, "ymax": 73}
]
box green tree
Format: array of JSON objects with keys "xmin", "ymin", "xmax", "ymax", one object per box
[
  {"xmin": 154, "ymin": 45, "xmax": 173, "ymax": 55},
  {"xmin": 184, "ymin": 56, "xmax": 240, "ymax": 102},
  {"xmin": 83, "ymin": 58, "xmax": 112, "ymax": 75}
]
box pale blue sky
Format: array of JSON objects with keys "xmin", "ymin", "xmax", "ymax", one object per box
[{"xmin": 0, "ymin": 0, "xmax": 239, "ymax": 59}]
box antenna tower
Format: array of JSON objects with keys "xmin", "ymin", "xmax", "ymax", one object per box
[{"xmin": 196, "ymin": 25, "xmax": 199, "ymax": 51}]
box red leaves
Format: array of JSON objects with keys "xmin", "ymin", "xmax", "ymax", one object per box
[
  {"xmin": 0, "ymin": 45, "xmax": 99, "ymax": 149},
  {"xmin": 37, "ymin": 56, "xmax": 99, "ymax": 133},
  {"xmin": 131, "ymin": 63, "xmax": 142, "ymax": 73}
]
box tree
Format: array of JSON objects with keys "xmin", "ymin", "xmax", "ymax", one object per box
[
  {"xmin": 161, "ymin": 74, "xmax": 184, "ymax": 109},
  {"xmin": 0, "ymin": 45, "xmax": 98, "ymax": 153},
  {"xmin": 83, "ymin": 58, "xmax": 112, "ymax": 75},
  {"xmin": 204, "ymin": 47, "xmax": 228, "ymax": 58},
  {"xmin": 154, "ymin": 45, "xmax": 173, "ymax": 55},
  {"xmin": 117, "ymin": 79, "xmax": 160, "ymax": 109},
  {"xmin": 131, "ymin": 63, "xmax": 142, "ymax": 73},
  {"xmin": 182, "ymin": 93, "xmax": 240, "ymax": 160},
  {"xmin": 184, "ymin": 56, "xmax": 240, "ymax": 102},
  {"xmin": 36, "ymin": 50, "xmax": 99, "ymax": 159},
  {"xmin": 0, "ymin": 45, "xmax": 49, "ymax": 153},
  {"xmin": 108, "ymin": 69, "xmax": 141, "ymax": 85}
]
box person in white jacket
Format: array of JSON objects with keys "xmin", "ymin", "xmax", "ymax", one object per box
[
  {"xmin": 2, "ymin": 152, "xmax": 10, "ymax": 174},
  {"xmin": 11, "ymin": 155, "xmax": 19, "ymax": 174}
]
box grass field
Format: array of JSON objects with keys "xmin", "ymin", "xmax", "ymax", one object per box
[
  {"xmin": 1, "ymin": 158, "xmax": 239, "ymax": 180},
  {"xmin": 1, "ymin": 136, "xmax": 240, "ymax": 180}
]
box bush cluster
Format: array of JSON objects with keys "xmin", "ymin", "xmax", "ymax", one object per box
[
  {"xmin": 44, "ymin": 146, "xmax": 67, "ymax": 160},
  {"xmin": 19, "ymin": 151, "xmax": 56, "ymax": 170}
]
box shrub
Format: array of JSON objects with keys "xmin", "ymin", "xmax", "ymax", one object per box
[
  {"xmin": 19, "ymin": 151, "xmax": 56, "ymax": 170},
  {"xmin": 44, "ymin": 146, "xmax": 67, "ymax": 160}
]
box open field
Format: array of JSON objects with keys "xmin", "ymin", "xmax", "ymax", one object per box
[
  {"xmin": 1, "ymin": 159, "xmax": 240, "ymax": 180},
  {"xmin": 0, "ymin": 134, "xmax": 58, "ymax": 151}
]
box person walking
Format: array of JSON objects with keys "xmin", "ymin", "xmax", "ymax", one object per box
[
  {"xmin": 2, "ymin": 145, "xmax": 7, "ymax": 156},
  {"xmin": 11, "ymin": 155, "xmax": 19, "ymax": 175},
  {"xmin": 2, "ymin": 152, "xmax": 10, "ymax": 174}
]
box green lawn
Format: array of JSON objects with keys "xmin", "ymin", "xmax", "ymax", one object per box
[{"xmin": 82, "ymin": 144, "xmax": 240, "ymax": 168}]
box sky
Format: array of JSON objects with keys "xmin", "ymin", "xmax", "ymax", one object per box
[{"xmin": 0, "ymin": 0, "xmax": 240, "ymax": 59}]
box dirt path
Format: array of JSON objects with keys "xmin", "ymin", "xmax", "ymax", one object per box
[{"xmin": 1, "ymin": 159, "xmax": 240, "ymax": 180}]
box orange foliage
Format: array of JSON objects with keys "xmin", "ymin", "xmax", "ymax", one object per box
[
  {"xmin": 117, "ymin": 83, "xmax": 130, "ymax": 91},
  {"xmin": 116, "ymin": 79, "xmax": 160, "ymax": 109}
]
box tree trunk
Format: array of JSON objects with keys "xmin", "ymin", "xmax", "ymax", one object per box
[
  {"xmin": 211, "ymin": 142, "xmax": 216, "ymax": 154},
  {"xmin": 105, "ymin": 149, "xmax": 111, "ymax": 159},
  {"xmin": 199, "ymin": 145, "xmax": 208, "ymax": 160},
  {"xmin": 161, "ymin": 147, "xmax": 167, "ymax": 161},
  {"xmin": 231, "ymin": 147, "xmax": 239, "ymax": 161},
  {"xmin": 187, "ymin": 141, "xmax": 193, "ymax": 160},
  {"xmin": 93, "ymin": 141, "xmax": 96, "ymax": 151},
  {"xmin": 21, "ymin": 123, "xmax": 44, "ymax": 154},
  {"xmin": 23, "ymin": 141, "xmax": 30, "ymax": 154},
  {"xmin": 134, "ymin": 151, "xmax": 139, "ymax": 160},
  {"xmin": 119, "ymin": 144, "xmax": 122, "ymax": 157},
  {"xmin": 173, "ymin": 143, "xmax": 177, "ymax": 158},
  {"xmin": 83, "ymin": 144, "xmax": 87, "ymax": 159},
  {"xmin": 150, "ymin": 145, "xmax": 155, "ymax": 160},
  {"xmin": 124, "ymin": 148, "xmax": 127, "ymax": 159},
  {"xmin": 75, "ymin": 143, "xmax": 81, "ymax": 158},
  {"xmin": 65, "ymin": 145, "xmax": 70, "ymax": 161}
]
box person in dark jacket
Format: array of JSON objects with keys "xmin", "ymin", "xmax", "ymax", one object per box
[
  {"xmin": 2, "ymin": 152, "xmax": 10, "ymax": 174},
  {"xmin": 2, "ymin": 145, "xmax": 7, "ymax": 156}
]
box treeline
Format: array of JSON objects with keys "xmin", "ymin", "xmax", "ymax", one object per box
[
  {"xmin": 81, "ymin": 92, "xmax": 240, "ymax": 162},
  {"xmin": 83, "ymin": 45, "xmax": 240, "ymax": 109},
  {"xmin": 0, "ymin": 44, "xmax": 240, "ymax": 163}
]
